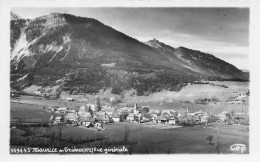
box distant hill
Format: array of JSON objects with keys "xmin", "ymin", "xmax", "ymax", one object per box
[
  {"xmin": 10, "ymin": 13, "xmax": 248, "ymax": 95},
  {"xmin": 145, "ymin": 39, "xmax": 247, "ymax": 80}
]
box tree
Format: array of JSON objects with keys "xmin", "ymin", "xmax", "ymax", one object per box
[
  {"xmin": 96, "ymin": 97, "xmax": 101, "ymax": 111},
  {"xmin": 206, "ymin": 135, "xmax": 214, "ymax": 144},
  {"xmin": 58, "ymin": 126, "xmax": 63, "ymax": 140},
  {"xmin": 141, "ymin": 107, "xmax": 149, "ymax": 114},
  {"xmin": 111, "ymin": 86, "xmax": 122, "ymax": 95},
  {"xmin": 88, "ymin": 106, "xmax": 93, "ymax": 117},
  {"xmin": 215, "ymin": 131, "xmax": 222, "ymax": 154},
  {"xmin": 55, "ymin": 87, "xmax": 62, "ymax": 99},
  {"xmin": 120, "ymin": 111, "xmax": 128, "ymax": 122}
]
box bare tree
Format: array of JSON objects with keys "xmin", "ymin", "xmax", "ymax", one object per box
[
  {"xmin": 58, "ymin": 126, "xmax": 63, "ymax": 140},
  {"xmin": 215, "ymin": 129, "xmax": 222, "ymax": 154},
  {"xmin": 206, "ymin": 135, "xmax": 213, "ymax": 144},
  {"xmin": 123, "ymin": 124, "xmax": 130, "ymax": 145}
]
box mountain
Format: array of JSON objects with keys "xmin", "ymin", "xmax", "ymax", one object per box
[
  {"xmin": 145, "ymin": 39, "xmax": 246, "ymax": 79},
  {"xmin": 10, "ymin": 13, "xmax": 248, "ymax": 95}
]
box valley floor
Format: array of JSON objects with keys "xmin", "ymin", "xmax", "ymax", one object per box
[{"xmin": 10, "ymin": 96, "xmax": 249, "ymax": 154}]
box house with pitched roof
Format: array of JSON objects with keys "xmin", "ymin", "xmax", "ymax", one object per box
[
  {"xmin": 53, "ymin": 116, "xmax": 63, "ymax": 124},
  {"xmin": 161, "ymin": 109, "xmax": 175, "ymax": 115},
  {"xmin": 64, "ymin": 112, "xmax": 78, "ymax": 123},
  {"xmin": 159, "ymin": 114, "xmax": 169, "ymax": 124},
  {"xmin": 96, "ymin": 114, "xmax": 110, "ymax": 123},
  {"xmin": 79, "ymin": 112, "xmax": 91, "ymax": 119},
  {"xmin": 57, "ymin": 107, "xmax": 69, "ymax": 114},
  {"xmin": 168, "ymin": 116, "xmax": 179, "ymax": 125},
  {"xmin": 201, "ymin": 112, "xmax": 210, "ymax": 123},
  {"xmin": 111, "ymin": 112, "xmax": 121, "ymax": 122},
  {"xmin": 126, "ymin": 113, "xmax": 135, "ymax": 122},
  {"xmin": 80, "ymin": 118, "xmax": 95, "ymax": 126}
]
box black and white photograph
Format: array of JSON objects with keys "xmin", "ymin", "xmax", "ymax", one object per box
[{"xmin": 1, "ymin": 0, "xmax": 260, "ymax": 160}]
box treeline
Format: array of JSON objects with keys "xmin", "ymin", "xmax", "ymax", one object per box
[{"xmin": 61, "ymin": 69, "xmax": 200, "ymax": 95}]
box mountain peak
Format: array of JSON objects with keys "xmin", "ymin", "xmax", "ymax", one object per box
[
  {"xmin": 145, "ymin": 39, "xmax": 177, "ymax": 53},
  {"xmin": 151, "ymin": 38, "xmax": 160, "ymax": 42},
  {"xmin": 148, "ymin": 38, "xmax": 161, "ymax": 44},
  {"xmin": 145, "ymin": 38, "xmax": 164, "ymax": 48}
]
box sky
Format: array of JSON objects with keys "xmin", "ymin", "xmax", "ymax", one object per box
[{"xmin": 12, "ymin": 7, "xmax": 249, "ymax": 70}]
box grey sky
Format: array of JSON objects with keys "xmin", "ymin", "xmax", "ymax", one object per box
[{"xmin": 12, "ymin": 7, "xmax": 249, "ymax": 69}]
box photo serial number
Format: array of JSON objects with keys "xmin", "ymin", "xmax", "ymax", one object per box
[{"xmin": 10, "ymin": 147, "xmax": 58, "ymax": 154}]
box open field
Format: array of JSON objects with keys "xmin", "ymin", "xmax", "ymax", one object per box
[
  {"xmin": 10, "ymin": 121, "xmax": 249, "ymax": 154},
  {"xmin": 11, "ymin": 102, "xmax": 51, "ymax": 123},
  {"xmin": 11, "ymin": 96, "xmax": 82, "ymax": 109},
  {"xmin": 100, "ymin": 123, "xmax": 249, "ymax": 154},
  {"xmin": 135, "ymin": 101, "xmax": 248, "ymax": 115}
]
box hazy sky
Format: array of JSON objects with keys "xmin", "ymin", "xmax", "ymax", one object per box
[{"xmin": 12, "ymin": 7, "xmax": 249, "ymax": 70}]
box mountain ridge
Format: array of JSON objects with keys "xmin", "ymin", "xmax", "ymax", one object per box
[
  {"xmin": 144, "ymin": 38, "xmax": 245, "ymax": 79},
  {"xmin": 10, "ymin": 13, "xmax": 248, "ymax": 95}
]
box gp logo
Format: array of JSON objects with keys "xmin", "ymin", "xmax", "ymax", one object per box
[{"xmin": 230, "ymin": 144, "xmax": 246, "ymax": 153}]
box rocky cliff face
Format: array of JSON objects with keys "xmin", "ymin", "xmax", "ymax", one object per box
[{"xmin": 10, "ymin": 13, "xmax": 248, "ymax": 94}]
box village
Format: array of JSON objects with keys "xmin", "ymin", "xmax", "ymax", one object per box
[{"xmin": 45, "ymin": 96, "xmax": 249, "ymax": 131}]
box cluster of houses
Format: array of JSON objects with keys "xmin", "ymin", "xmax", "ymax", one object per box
[
  {"xmin": 48, "ymin": 103, "xmax": 219, "ymax": 128},
  {"xmin": 49, "ymin": 104, "xmax": 107, "ymax": 130},
  {"xmin": 215, "ymin": 111, "xmax": 249, "ymax": 125},
  {"xmin": 153, "ymin": 108, "xmax": 212, "ymax": 125},
  {"xmin": 48, "ymin": 101, "xmax": 248, "ymax": 130}
]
